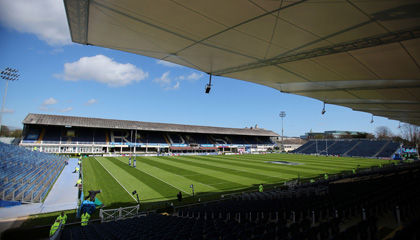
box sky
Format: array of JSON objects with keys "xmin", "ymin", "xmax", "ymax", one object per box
[{"xmin": 0, "ymin": 0, "xmax": 403, "ymax": 137}]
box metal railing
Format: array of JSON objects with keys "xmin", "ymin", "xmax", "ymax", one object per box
[{"xmin": 99, "ymin": 205, "xmax": 141, "ymax": 223}]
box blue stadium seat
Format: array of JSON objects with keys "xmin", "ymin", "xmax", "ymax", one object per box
[
  {"xmin": 0, "ymin": 142, "xmax": 67, "ymax": 202},
  {"xmin": 292, "ymin": 139, "xmax": 399, "ymax": 158}
]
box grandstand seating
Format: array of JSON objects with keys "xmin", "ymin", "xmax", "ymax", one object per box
[
  {"xmin": 94, "ymin": 129, "xmax": 107, "ymax": 143},
  {"xmin": 145, "ymin": 132, "xmax": 167, "ymax": 144},
  {"xmin": 377, "ymin": 142, "xmax": 400, "ymax": 158},
  {"xmin": 24, "ymin": 127, "xmax": 274, "ymax": 147},
  {"xmin": 292, "ymin": 139, "xmax": 400, "ymax": 158},
  {"xmin": 347, "ymin": 140, "xmax": 387, "ymax": 157},
  {"xmin": 228, "ymin": 135, "xmax": 246, "ymax": 145},
  {"xmin": 24, "ymin": 129, "xmax": 40, "ymax": 141},
  {"xmin": 325, "ymin": 140, "xmax": 359, "ymax": 156},
  {"xmin": 210, "ymin": 135, "xmax": 228, "ymax": 145},
  {"xmin": 42, "ymin": 127, "xmax": 61, "ymax": 142},
  {"xmin": 0, "ymin": 142, "xmax": 67, "ymax": 202},
  {"xmin": 21, "ymin": 114, "xmax": 276, "ymax": 154},
  {"xmin": 62, "ymin": 163, "xmax": 420, "ymax": 240},
  {"xmin": 257, "ymin": 137, "xmax": 272, "ymax": 145},
  {"xmin": 168, "ymin": 134, "xmax": 184, "ymax": 144},
  {"xmin": 76, "ymin": 128, "xmax": 94, "ymax": 143},
  {"xmin": 191, "ymin": 134, "xmax": 212, "ymax": 145}
]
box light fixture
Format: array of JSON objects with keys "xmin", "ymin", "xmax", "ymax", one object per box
[
  {"xmin": 279, "ymin": 111, "xmax": 286, "ymax": 152},
  {"xmin": 370, "ymin": 115, "xmax": 374, "ymax": 123},
  {"xmin": 321, "ymin": 102, "xmax": 326, "ymax": 115},
  {"xmin": 205, "ymin": 74, "xmax": 212, "ymax": 94},
  {"xmin": 0, "ymin": 67, "xmax": 19, "ymax": 134}
]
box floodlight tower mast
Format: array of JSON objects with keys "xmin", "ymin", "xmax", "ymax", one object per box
[
  {"xmin": 279, "ymin": 111, "xmax": 286, "ymax": 152},
  {"xmin": 0, "ymin": 68, "xmax": 19, "ymax": 134}
]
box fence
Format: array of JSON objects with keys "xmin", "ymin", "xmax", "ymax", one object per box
[{"xmin": 99, "ymin": 205, "xmax": 141, "ymax": 223}]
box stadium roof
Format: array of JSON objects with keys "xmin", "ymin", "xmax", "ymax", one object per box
[
  {"xmin": 22, "ymin": 114, "xmax": 279, "ymax": 137},
  {"xmin": 64, "ymin": 0, "xmax": 420, "ymax": 126}
]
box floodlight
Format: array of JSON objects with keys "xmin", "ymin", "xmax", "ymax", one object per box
[
  {"xmin": 370, "ymin": 115, "xmax": 374, "ymax": 123},
  {"xmin": 205, "ymin": 84, "xmax": 211, "ymax": 94},
  {"xmin": 279, "ymin": 111, "xmax": 286, "ymax": 152},
  {"xmin": 0, "ymin": 67, "xmax": 19, "ymax": 134},
  {"xmin": 205, "ymin": 74, "xmax": 212, "ymax": 94},
  {"xmin": 321, "ymin": 102, "xmax": 326, "ymax": 115}
]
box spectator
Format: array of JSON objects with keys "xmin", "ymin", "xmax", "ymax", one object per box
[
  {"xmin": 57, "ymin": 211, "xmax": 67, "ymax": 229},
  {"xmin": 81, "ymin": 212, "xmax": 90, "ymax": 227},
  {"xmin": 85, "ymin": 190, "xmax": 101, "ymax": 201},
  {"xmin": 75, "ymin": 178, "xmax": 82, "ymax": 187},
  {"xmin": 49, "ymin": 219, "xmax": 61, "ymax": 237}
]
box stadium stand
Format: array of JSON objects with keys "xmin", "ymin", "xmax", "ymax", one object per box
[
  {"xmin": 61, "ymin": 163, "xmax": 420, "ymax": 240},
  {"xmin": 347, "ymin": 140, "xmax": 387, "ymax": 157},
  {"xmin": 20, "ymin": 114, "xmax": 277, "ymax": 154},
  {"xmin": 292, "ymin": 139, "xmax": 400, "ymax": 158},
  {"xmin": 0, "ymin": 142, "xmax": 67, "ymax": 203}
]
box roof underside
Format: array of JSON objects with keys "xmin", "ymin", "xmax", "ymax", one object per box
[
  {"xmin": 23, "ymin": 114, "xmax": 279, "ymax": 136},
  {"xmin": 64, "ymin": 0, "xmax": 420, "ymax": 126}
]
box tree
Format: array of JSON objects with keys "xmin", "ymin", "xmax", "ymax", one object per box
[
  {"xmin": 400, "ymin": 123, "xmax": 420, "ymax": 145},
  {"xmin": 0, "ymin": 125, "xmax": 22, "ymax": 138},
  {"xmin": 354, "ymin": 132, "xmax": 374, "ymax": 139},
  {"xmin": 11, "ymin": 129, "xmax": 22, "ymax": 138},
  {"xmin": 375, "ymin": 126, "xmax": 393, "ymax": 139},
  {"xmin": 340, "ymin": 131, "xmax": 353, "ymax": 139},
  {"xmin": 0, "ymin": 125, "xmax": 10, "ymax": 137}
]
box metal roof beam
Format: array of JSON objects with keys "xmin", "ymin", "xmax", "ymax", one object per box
[
  {"xmin": 283, "ymin": 83, "xmax": 420, "ymax": 93},
  {"xmin": 215, "ymin": 26, "xmax": 420, "ymax": 75},
  {"xmin": 326, "ymin": 100, "xmax": 420, "ymax": 105},
  {"xmin": 353, "ymin": 108, "xmax": 420, "ymax": 113}
]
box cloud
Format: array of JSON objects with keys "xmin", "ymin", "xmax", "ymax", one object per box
[
  {"xmin": 1, "ymin": 108, "xmax": 15, "ymax": 114},
  {"xmin": 40, "ymin": 97, "xmax": 59, "ymax": 112},
  {"xmin": 57, "ymin": 55, "xmax": 148, "ymax": 87},
  {"xmin": 85, "ymin": 99, "xmax": 97, "ymax": 105},
  {"xmin": 178, "ymin": 72, "xmax": 203, "ymax": 81},
  {"xmin": 154, "ymin": 72, "xmax": 180, "ymax": 91},
  {"xmin": 39, "ymin": 106, "xmax": 52, "ymax": 112},
  {"xmin": 50, "ymin": 48, "xmax": 64, "ymax": 55},
  {"xmin": 187, "ymin": 72, "xmax": 203, "ymax": 81},
  {"xmin": 0, "ymin": 0, "xmax": 71, "ymax": 46},
  {"xmin": 154, "ymin": 72, "xmax": 171, "ymax": 85},
  {"xmin": 60, "ymin": 107, "xmax": 73, "ymax": 113},
  {"xmin": 156, "ymin": 60, "xmax": 182, "ymax": 68},
  {"xmin": 39, "ymin": 105, "xmax": 73, "ymax": 113},
  {"xmin": 165, "ymin": 81, "xmax": 180, "ymax": 91},
  {"xmin": 43, "ymin": 97, "xmax": 58, "ymax": 105}
]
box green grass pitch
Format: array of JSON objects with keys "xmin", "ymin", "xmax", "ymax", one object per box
[{"xmin": 82, "ymin": 154, "xmax": 393, "ymax": 208}]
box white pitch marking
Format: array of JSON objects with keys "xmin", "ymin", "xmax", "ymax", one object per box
[{"xmin": 94, "ymin": 157, "xmax": 137, "ymax": 201}]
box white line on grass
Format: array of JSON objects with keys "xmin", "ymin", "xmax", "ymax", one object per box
[
  {"xmin": 208, "ymin": 182, "xmax": 226, "ymax": 186},
  {"xmin": 94, "ymin": 157, "xmax": 137, "ymax": 202},
  {"xmin": 141, "ymin": 156, "xmax": 219, "ymax": 191},
  {"xmin": 115, "ymin": 157, "xmax": 191, "ymax": 195},
  {"xmin": 179, "ymin": 155, "xmax": 290, "ymax": 181}
]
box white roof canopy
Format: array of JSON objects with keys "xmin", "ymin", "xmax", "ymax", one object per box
[{"xmin": 64, "ymin": 0, "xmax": 420, "ymax": 125}]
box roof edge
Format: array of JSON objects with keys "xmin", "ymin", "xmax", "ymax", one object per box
[
  {"xmin": 64, "ymin": 0, "xmax": 89, "ymax": 44},
  {"xmin": 23, "ymin": 113, "xmax": 280, "ymax": 137}
]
